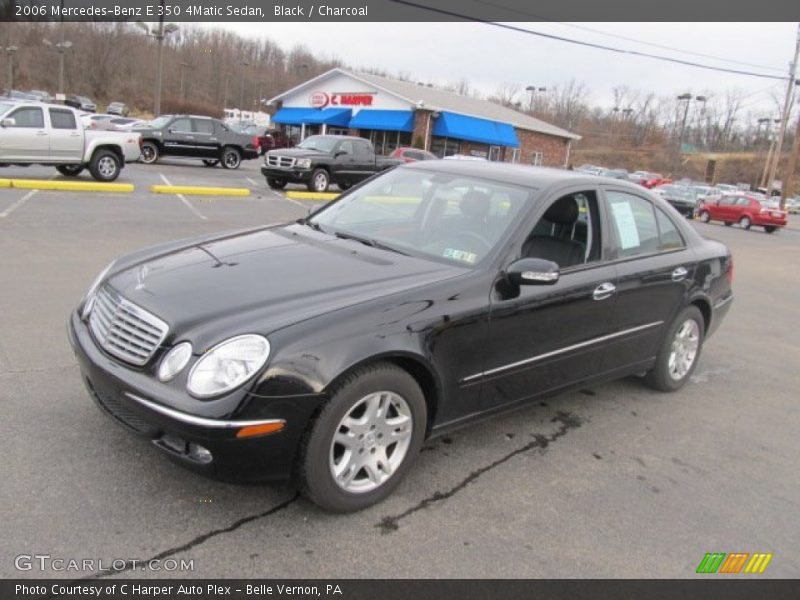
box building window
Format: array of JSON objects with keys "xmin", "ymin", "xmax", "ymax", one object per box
[
  {"xmin": 510, "ymin": 148, "xmax": 521, "ymax": 163},
  {"xmin": 328, "ymin": 127, "xmax": 349, "ymax": 136},
  {"xmin": 531, "ymin": 151, "xmax": 543, "ymax": 166},
  {"xmin": 430, "ymin": 136, "xmax": 461, "ymax": 158},
  {"xmin": 489, "ymin": 146, "xmax": 502, "ymax": 161},
  {"xmin": 357, "ymin": 129, "xmax": 412, "ymax": 155}
]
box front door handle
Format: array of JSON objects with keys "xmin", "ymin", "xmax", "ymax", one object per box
[
  {"xmin": 672, "ymin": 266, "xmax": 688, "ymax": 282},
  {"xmin": 593, "ymin": 282, "xmax": 616, "ymax": 301},
  {"xmin": 35, "ymin": 131, "xmax": 48, "ymax": 136}
]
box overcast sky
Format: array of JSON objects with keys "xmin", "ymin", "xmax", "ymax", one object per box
[{"xmin": 216, "ymin": 21, "xmax": 798, "ymax": 116}]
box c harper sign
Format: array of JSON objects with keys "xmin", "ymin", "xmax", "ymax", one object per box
[{"xmin": 309, "ymin": 91, "xmax": 375, "ymax": 108}]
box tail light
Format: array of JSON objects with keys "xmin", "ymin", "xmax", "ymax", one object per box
[
  {"xmin": 726, "ymin": 257, "xmax": 734, "ymax": 284},
  {"xmin": 253, "ymin": 136, "xmax": 260, "ymax": 150}
]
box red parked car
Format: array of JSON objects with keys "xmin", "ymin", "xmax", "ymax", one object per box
[
  {"xmin": 255, "ymin": 130, "xmax": 294, "ymax": 155},
  {"xmin": 697, "ymin": 194, "xmax": 787, "ymax": 233},
  {"xmin": 641, "ymin": 173, "xmax": 672, "ymax": 189},
  {"xmin": 389, "ymin": 147, "xmax": 438, "ymax": 163}
]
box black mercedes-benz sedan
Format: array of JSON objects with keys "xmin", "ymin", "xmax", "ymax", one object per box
[{"xmin": 69, "ymin": 161, "xmax": 733, "ymax": 512}]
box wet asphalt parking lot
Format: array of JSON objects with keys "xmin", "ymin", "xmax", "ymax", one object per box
[{"xmin": 1, "ymin": 158, "xmax": 798, "ymax": 578}]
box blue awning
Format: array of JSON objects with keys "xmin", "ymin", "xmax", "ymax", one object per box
[
  {"xmin": 348, "ymin": 109, "xmax": 414, "ymax": 132},
  {"xmin": 432, "ymin": 111, "xmax": 520, "ymax": 148},
  {"xmin": 271, "ymin": 107, "xmax": 352, "ymax": 126}
]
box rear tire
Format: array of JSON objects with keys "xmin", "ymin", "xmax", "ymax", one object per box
[
  {"xmin": 221, "ymin": 147, "xmax": 242, "ymax": 169},
  {"xmin": 88, "ymin": 150, "xmax": 121, "ymax": 182},
  {"xmin": 140, "ymin": 141, "xmax": 159, "ymax": 164},
  {"xmin": 644, "ymin": 305, "xmax": 704, "ymax": 392},
  {"xmin": 266, "ymin": 178, "xmax": 287, "ymax": 190},
  {"xmin": 202, "ymin": 159, "xmax": 219, "ymax": 168},
  {"xmin": 699, "ymin": 211, "xmax": 711, "ymax": 223},
  {"xmin": 764, "ymin": 226, "xmax": 777, "ymax": 234},
  {"xmin": 724, "ymin": 222, "xmax": 732, "ymax": 226},
  {"xmin": 739, "ymin": 216, "xmax": 751, "ymax": 230},
  {"xmin": 297, "ymin": 362, "xmax": 426, "ymax": 512},
  {"xmin": 56, "ymin": 165, "xmax": 84, "ymax": 177}
]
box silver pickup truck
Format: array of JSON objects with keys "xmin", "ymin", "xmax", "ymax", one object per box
[{"xmin": 0, "ymin": 101, "xmax": 141, "ymax": 181}]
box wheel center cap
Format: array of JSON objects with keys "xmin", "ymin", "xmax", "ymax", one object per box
[{"xmin": 364, "ymin": 432, "xmax": 377, "ymax": 449}]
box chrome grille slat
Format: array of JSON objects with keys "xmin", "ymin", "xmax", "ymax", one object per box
[
  {"xmin": 88, "ymin": 286, "xmax": 169, "ymax": 366},
  {"xmin": 266, "ymin": 155, "xmax": 295, "ymax": 168}
]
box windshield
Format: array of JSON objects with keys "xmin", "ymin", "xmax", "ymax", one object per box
[
  {"xmin": 147, "ymin": 115, "xmax": 172, "ymax": 129},
  {"xmin": 309, "ymin": 168, "xmax": 532, "ymax": 266},
  {"xmin": 297, "ymin": 135, "xmax": 339, "ymax": 153},
  {"xmin": 0, "ymin": 101, "xmax": 14, "ymax": 116}
]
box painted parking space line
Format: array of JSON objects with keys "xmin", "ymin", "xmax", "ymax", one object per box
[
  {"xmin": 159, "ymin": 173, "xmax": 207, "ymax": 221},
  {"xmin": 245, "ymin": 177, "xmax": 259, "ymax": 187},
  {"xmin": 0, "ymin": 189, "xmax": 39, "ymax": 219}
]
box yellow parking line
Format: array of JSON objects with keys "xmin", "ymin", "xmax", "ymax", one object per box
[
  {"xmin": 9, "ymin": 179, "xmax": 134, "ymax": 192},
  {"xmin": 0, "ymin": 179, "xmax": 11, "ymax": 188},
  {"xmin": 286, "ymin": 191, "xmax": 340, "ymax": 201},
  {"xmin": 150, "ymin": 185, "xmax": 250, "ymax": 197}
]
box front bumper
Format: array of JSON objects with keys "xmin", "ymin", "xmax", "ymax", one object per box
[
  {"xmin": 261, "ymin": 166, "xmax": 312, "ymax": 183},
  {"xmin": 68, "ymin": 310, "xmax": 324, "ymax": 482}
]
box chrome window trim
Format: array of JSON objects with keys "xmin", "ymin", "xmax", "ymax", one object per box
[
  {"xmin": 460, "ymin": 321, "xmax": 664, "ymax": 384},
  {"xmin": 124, "ymin": 393, "xmax": 286, "ymax": 430}
]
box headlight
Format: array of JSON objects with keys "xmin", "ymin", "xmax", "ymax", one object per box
[
  {"xmin": 81, "ymin": 260, "xmax": 115, "ymax": 319},
  {"xmin": 187, "ymin": 335, "xmax": 270, "ymax": 398},
  {"xmin": 296, "ymin": 158, "xmax": 312, "ymax": 169},
  {"xmin": 158, "ymin": 342, "xmax": 193, "ymax": 382}
]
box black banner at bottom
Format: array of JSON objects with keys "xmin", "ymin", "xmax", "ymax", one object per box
[{"xmin": 3, "ymin": 579, "xmax": 799, "ymax": 600}]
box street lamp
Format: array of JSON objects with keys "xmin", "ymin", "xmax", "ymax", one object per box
[
  {"xmin": 4, "ymin": 46, "xmax": 18, "ymax": 96},
  {"xmin": 136, "ymin": 9, "xmax": 179, "ymax": 116},
  {"xmin": 672, "ymin": 93, "xmax": 703, "ymax": 176},
  {"xmin": 238, "ymin": 59, "xmax": 249, "ymax": 114},
  {"xmin": 42, "ymin": 39, "xmax": 72, "ymax": 95},
  {"xmin": 525, "ymin": 85, "xmax": 546, "ymax": 112}
]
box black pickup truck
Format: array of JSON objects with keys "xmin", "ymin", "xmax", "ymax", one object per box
[
  {"xmin": 262, "ymin": 135, "xmax": 402, "ymax": 192},
  {"xmin": 137, "ymin": 114, "xmax": 259, "ymax": 169}
]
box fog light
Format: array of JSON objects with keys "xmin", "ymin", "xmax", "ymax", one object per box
[{"xmin": 188, "ymin": 443, "xmax": 213, "ymax": 464}]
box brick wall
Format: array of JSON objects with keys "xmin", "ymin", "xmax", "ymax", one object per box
[{"xmin": 511, "ymin": 130, "xmax": 571, "ymax": 167}]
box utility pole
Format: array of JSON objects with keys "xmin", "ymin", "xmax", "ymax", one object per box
[
  {"xmin": 239, "ymin": 60, "xmax": 249, "ymax": 114},
  {"xmin": 783, "ymin": 94, "xmax": 800, "ymax": 200},
  {"xmin": 136, "ymin": 0, "xmax": 179, "ymax": 117},
  {"xmin": 179, "ymin": 62, "xmax": 189, "ymax": 102},
  {"xmin": 764, "ymin": 23, "xmax": 800, "ymax": 208},
  {"xmin": 4, "ymin": 46, "xmax": 17, "ymax": 94},
  {"xmin": 672, "ymin": 93, "xmax": 693, "ymax": 176}
]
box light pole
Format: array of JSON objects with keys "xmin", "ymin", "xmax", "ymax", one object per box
[
  {"xmin": 43, "ymin": 39, "xmax": 73, "ymax": 95},
  {"xmin": 238, "ymin": 59, "xmax": 249, "ymax": 114},
  {"xmin": 179, "ymin": 62, "xmax": 189, "ymax": 102},
  {"xmin": 136, "ymin": 7, "xmax": 179, "ymax": 117},
  {"xmin": 222, "ymin": 71, "xmax": 231, "ymax": 109},
  {"xmin": 4, "ymin": 46, "xmax": 18, "ymax": 96},
  {"xmin": 672, "ymin": 93, "xmax": 702, "ymax": 177},
  {"xmin": 525, "ymin": 85, "xmax": 546, "ymax": 113}
]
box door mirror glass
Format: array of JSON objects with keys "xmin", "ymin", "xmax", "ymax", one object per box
[
  {"xmin": 1, "ymin": 118, "xmax": 15, "ymax": 127},
  {"xmin": 506, "ymin": 257, "xmax": 560, "ymax": 285}
]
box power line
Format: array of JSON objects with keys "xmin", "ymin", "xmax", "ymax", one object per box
[
  {"xmin": 388, "ymin": 0, "xmax": 791, "ymax": 81},
  {"xmin": 468, "ymin": 0, "xmax": 787, "ymax": 74}
]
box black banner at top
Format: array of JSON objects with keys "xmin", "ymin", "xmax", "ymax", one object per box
[{"xmin": 0, "ymin": 0, "xmax": 799, "ymax": 22}]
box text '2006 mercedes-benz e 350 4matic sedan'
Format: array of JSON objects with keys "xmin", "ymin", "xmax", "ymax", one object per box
[{"xmin": 69, "ymin": 161, "xmax": 733, "ymax": 512}]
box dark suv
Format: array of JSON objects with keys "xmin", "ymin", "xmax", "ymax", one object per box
[{"xmin": 137, "ymin": 115, "xmax": 259, "ymax": 169}]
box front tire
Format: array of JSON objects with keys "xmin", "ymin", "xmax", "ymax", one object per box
[
  {"xmin": 739, "ymin": 216, "xmax": 752, "ymax": 230},
  {"xmin": 764, "ymin": 226, "xmax": 777, "ymax": 234},
  {"xmin": 221, "ymin": 147, "xmax": 241, "ymax": 169},
  {"xmin": 202, "ymin": 159, "xmax": 219, "ymax": 168},
  {"xmin": 88, "ymin": 150, "xmax": 121, "ymax": 182},
  {"xmin": 266, "ymin": 178, "xmax": 287, "ymax": 190},
  {"xmin": 297, "ymin": 363, "xmax": 426, "ymax": 512},
  {"xmin": 140, "ymin": 141, "xmax": 159, "ymax": 164},
  {"xmin": 644, "ymin": 305, "xmax": 704, "ymax": 392},
  {"xmin": 56, "ymin": 164, "xmax": 84, "ymax": 177},
  {"xmin": 308, "ymin": 168, "xmax": 330, "ymax": 193}
]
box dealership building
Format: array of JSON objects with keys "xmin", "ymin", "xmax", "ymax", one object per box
[{"xmin": 267, "ymin": 68, "xmax": 580, "ymax": 166}]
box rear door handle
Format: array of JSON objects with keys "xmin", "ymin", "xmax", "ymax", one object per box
[
  {"xmin": 36, "ymin": 131, "xmax": 48, "ymax": 136},
  {"xmin": 672, "ymin": 266, "xmax": 688, "ymax": 282},
  {"xmin": 593, "ymin": 282, "xmax": 616, "ymax": 301}
]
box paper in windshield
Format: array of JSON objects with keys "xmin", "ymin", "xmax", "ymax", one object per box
[{"xmin": 610, "ymin": 201, "xmax": 641, "ymax": 250}]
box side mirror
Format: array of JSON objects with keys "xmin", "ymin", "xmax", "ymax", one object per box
[
  {"xmin": 1, "ymin": 117, "xmax": 15, "ymax": 127},
  {"xmin": 506, "ymin": 257, "xmax": 560, "ymax": 286}
]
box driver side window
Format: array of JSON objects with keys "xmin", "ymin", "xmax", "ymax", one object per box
[{"xmin": 521, "ymin": 191, "xmax": 601, "ymax": 270}]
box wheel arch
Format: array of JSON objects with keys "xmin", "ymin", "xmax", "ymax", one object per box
[
  {"xmin": 688, "ymin": 295, "xmax": 712, "ymax": 335},
  {"xmin": 91, "ymin": 144, "xmax": 123, "ymax": 162}
]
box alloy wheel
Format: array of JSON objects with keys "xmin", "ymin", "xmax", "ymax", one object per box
[
  {"xmin": 313, "ymin": 172, "xmax": 329, "ymax": 192},
  {"xmin": 97, "ymin": 156, "xmax": 117, "ymax": 179},
  {"xmin": 329, "ymin": 391, "xmax": 413, "ymax": 494},
  {"xmin": 668, "ymin": 319, "xmax": 700, "ymax": 381}
]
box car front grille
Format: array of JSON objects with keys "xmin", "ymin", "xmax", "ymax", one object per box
[
  {"xmin": 89, "ymin": 286, "xmax": 168, "ymax": 367},
  {"xmin": 85, "ymin": 378, "xmax": 159, "ymax": 435},
  {"xmin": 266, "ymin": 155, "xmax": 296, "ymax": 168}
]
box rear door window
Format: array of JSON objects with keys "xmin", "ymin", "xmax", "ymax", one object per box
[
  {"xmin": 193, "ymin": 119, "xmax": 214, "ymax": 134},
  {"xmin": 49, "ymin": 109, "xmax": 77, "ymax": 130},
  {"xmin": 606, "ymin": 191, "xmax": 660, "ymax": 258}
]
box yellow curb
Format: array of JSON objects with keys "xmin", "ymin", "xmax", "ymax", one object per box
[
  {"xmin": 0, "ymin": 179, "xmax": 11, "ymax": 188},
  {"xmin": 150, "ymin": 185, "xmax": 251, "ymax": 196},
  {"xmin": 285, "ymin": 191, "xmax": 341, "ymax": 201},
  {"xmin": 10, "ymin": 179, "xmax": 135, "ymax": 192}
]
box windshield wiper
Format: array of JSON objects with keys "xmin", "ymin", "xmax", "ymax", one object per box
[
  {"xmin": 296, "ymin": 218, "xmax": 327, "ymax": 233},
  {"xmin": 333, "ymin": 231, "xmax": 409, "ymax": 256}
]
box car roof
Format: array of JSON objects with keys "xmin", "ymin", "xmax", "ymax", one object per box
[{"xmin": 402, "ymin": 160, "xmax": 658, "ymax": 191}]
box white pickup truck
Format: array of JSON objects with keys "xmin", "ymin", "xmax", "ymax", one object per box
[{"xmin": 0, "ymin": 101, "xmax": 141, "ymax": 181}]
